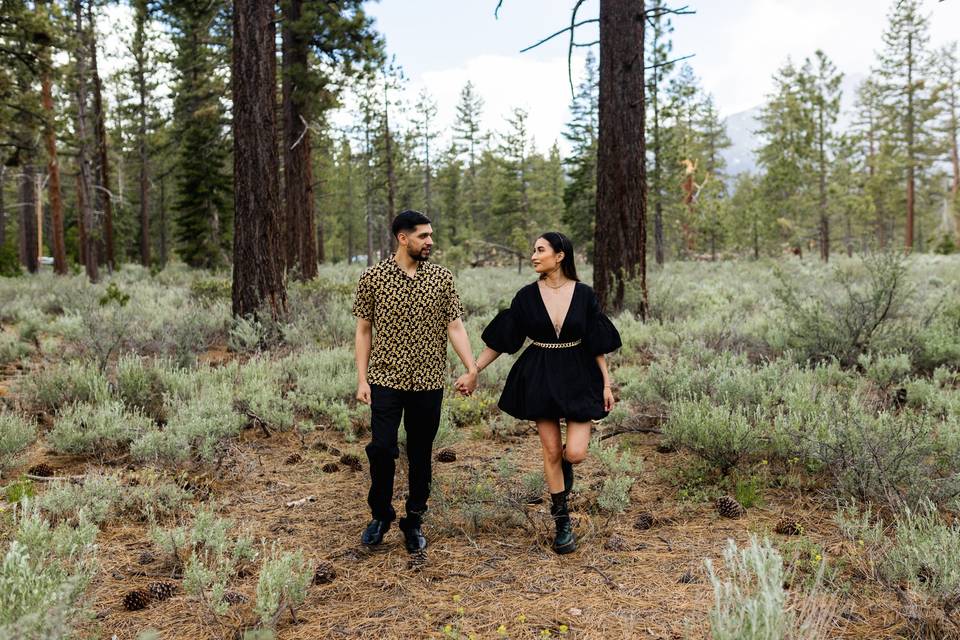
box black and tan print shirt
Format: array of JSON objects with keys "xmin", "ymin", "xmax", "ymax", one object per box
[{"xmin": 352, "ymin": 258, "xmax": 464, "ymax": 391}]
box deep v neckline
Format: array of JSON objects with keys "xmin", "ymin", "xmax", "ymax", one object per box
[{"xmin": 536, "ymin": 281, "xmax": 577, "ymax": 339}]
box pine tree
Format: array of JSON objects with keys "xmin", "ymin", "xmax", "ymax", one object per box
[
  {"xmin": 594, "ymin": 0, "xmax": 647, "ymax": 313},
  {"xmin": 695, "ymin": 93, "xmax": 731, "ymax": 259},
  {"xmin": 875, "ymin": 0, "xmax": 940, "ymax": 251},
  {"xmin": 165, "ymin": 0, "xmax": 232, "ymax": 269},
  {"xmin": 939, "ymin": 42, "xmax": 960, "ymax": 244},
  {"xmin": 562, "ymin": 51, "xmax": 598, "ymax": 259},
  {"xmin": 232, "ymin": 0, "xmax": 286, "ymax": 319},
  {"xmin": 493, "ymin": 107, "xmax": 532, "ymax": 249},
  {"xmin": 412, "ymin": 89, "xmax": 438, "ymax": 222},
  {"xmin": 645, "ymin": 1, "xmax": 673, "ymax": 265},
  {"xmin": 453, "ymin": 81, "xmax": 486, "ymax": 232},
  {"xmin": 806, "ymin": 50, "xmax": 842, "ymax": 261}
]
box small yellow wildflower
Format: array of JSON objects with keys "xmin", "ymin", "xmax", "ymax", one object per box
[
  {"xmin": 452, "ymin": 594, "xmax": 462, "ymax": 603},
  {"xmin": 814, "ymin": 554, "xmax": 822, "ymax": 562},
  {"xmin": 559, "ymin": 625, "xmax": 569, "ymax": 634},
  {"xmin": 761, "ymin": 459, "xmax": 768, "ymax": 465},
  {"xmin": 517, "ymin": 613, "xmax": 526, "ymax": 623},
  {"xmin": 444, "ymin": 624, "xmax": 452, "ymax": 634},
  {"xmin": 497, "ymin": 625, "xmax": 508, "ymax": 635},
  {"xmin": 457, "ymin": 606, "xmax": 465, "ymax": 615},
  {"xmin": 541, "ymin": 630, "xmax": 552, "ymax": 638},
  {"xmin": 858, "ymin": 539, "xmax": 865, "ymax": 546}
]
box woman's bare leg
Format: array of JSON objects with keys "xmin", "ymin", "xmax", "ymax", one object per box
[
  {"xmin": 564, "ymin": 421, "xmax": 593, "ymax": 465},
  {"xmin": 536, "ymin": 419, "xmax": 564, "ymax": 494}
]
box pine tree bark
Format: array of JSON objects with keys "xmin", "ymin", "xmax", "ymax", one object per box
[
  {"xmin": 19, "ymin": 163, "xmax": 38, "ymax": 273},
  {"xmin": 89, "ymin": 3, "xmax": 114, "ymax": 271},
  {"xmin": 41, "ymin": 63, "xmax": 67, "ymax": 274},
  {"xmin": 74, "ymin": 0, "xmax": 98, "ymax": 282},
  {"xmin": 281, "ymin": 0, "xmax": 318, "ymax": 280},
  {"xmin": 232, "ymin": 0, "xmax": 287, "ymax": 319},
  {"xmin": 134, "ymin": 6, "xmax": 150, "ymax": 266},
  {"xmin": 594, "ymin": 0, "xmax": 647, "ymax": 315},
  {"xmin": 905, "ymin": 30, "xmax": 915, "ymax": 252},
  {"xmin": 159, "ymin": 172, "xmax": 168, "ymax": 266}
]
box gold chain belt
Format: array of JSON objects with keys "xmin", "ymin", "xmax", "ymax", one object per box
[{"xmin": 531, "ymin": 339, "xmax": 582, "ymax": 349}]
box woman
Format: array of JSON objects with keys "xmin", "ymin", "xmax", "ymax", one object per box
[{"xmin": 472, "ymin": 231, "xmax": 621, "ymax": 554}]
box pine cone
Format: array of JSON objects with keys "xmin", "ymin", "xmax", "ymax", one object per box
[
  {"xmin": 604, "ymin": 534, "xmax": 629, "ymax": 552},
  {"xmin": 656, "ymin": 442, "xmax": 677, "ymax": 454},
  {"xmin": 677, "ymin": 569, "xmax": 701, "ymax": 584},
  {"xmin": 136, "ymin": 550, "xmax": 155, "ymax": 565},
  {"xmin": 508, "ymin": 484, "xmax": 543, "ymax": 505},
  {"xmin": 634, "ymin": 512, "xmax": 655, "ymax": 531},
  {"xmin": 339, "ymin": 453, "xmax": 363, "ymax": 471},
  {"xmin": 122, "ymin": 589, "xmax": 151, "ymax": 611},
  {"xmin": 327, "ymin": 446, "xmax": 342, "ymax": 457},
  {"xmin": 774, "ymin": 518, "xmax": 803, "ymax": 536},
  {"xmin": 312, "ymin": 441, "xmax": 329, "ymax": 452},
  {"xmin": 715, "ymin": 495, "xmax": 745, "ymax": 519},
  {"xmin": 223, "ymin": 591, "xmax": 247, "ymax": 605},
  {"xmin": 312, "ymin": 562, "xmax": 337, "ymax": 585},
  {"xmin": 284, "ymin": 452, "xmax": 303, "ymax": 465},
  {"xmin": 27, "ymin": 463, "xmax": 53, "ymax": 477},
  {"xmin": 147, "ymin": 581, "xmax": 177, "ymax": 601},
  {"xmin": 407, "ymin": 549, "xmax": 428, "ymax": 570},
  {"xmin": 436, "ymin": 448, "xmax": 457, "ymax": 463},
  {"xmin": 321, "ymin": 462, "xmax": 340, "ymax": 473}
]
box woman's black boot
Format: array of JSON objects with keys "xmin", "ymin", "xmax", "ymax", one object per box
[
  {"xmin": 561, "ymin": 446, "xmax": 574, "ymax": 494},
  {"xmin": 550, "ymin": 491, "xmax": 577, "ymax": 554}
]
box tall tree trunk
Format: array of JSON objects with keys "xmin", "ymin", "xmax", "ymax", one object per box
[
  {"xmin": 905, "ymin": 30, "xmax": 915, "ymax": 252},
  {"xmin": 818, "ymin": 107, "xmax": 829, "ymax": 262},
  {"xmin": 281, "ymin": 0, "xmax": 318, "ymax": 280},
  {"xmin": 594, "ymin": 0, "xmax": 647, "ymax": 315},
  {"xmin": 40, "ymin": 8, "xmax": 66, "ymax": 274},
  {"xmin": 89, "ymin": 3, "xmax": 114, "ymax": 271},
  {"xmin": 159, "ymin": 172, "xmax": 168, "ymax": 266},
  {"xmin": 383, "ymin": 81, "xmax": 397, "ymax": 253},
  {"xmin": 74, "ymin": 0, "xmax": 98, "ymax": 282},
  {"xmin": 136, "ymin": 23, "xmax": 150, "ymax": 266},
  {"xmin": 42, "ymin": 80, "xmax": 68, "ymax": 275},
  {"xmin": 948, "ymin": 81, "xmax": 960, "ymax": 243},
  {"xmin": 365, "ymin": 121, "xmax": 374, "ymax": 266},
  {"xmin": 231, "ymin": 0, "xmax": 287, "ymax": 319},
  {"xmin": 0, "ymin": 166, "xmax": 6, "ymax": 250},
  {"xmin": 19, "ymin": 163, "xmax": 38, "ymax": 273}
]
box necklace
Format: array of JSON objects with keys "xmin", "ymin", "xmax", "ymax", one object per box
[{"xmin": 542, "ymin": 276, "xmax": 569, "ymax": 291}]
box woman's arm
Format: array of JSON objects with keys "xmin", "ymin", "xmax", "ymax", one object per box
[
  {"xmin": 596, "ymin": 354, "xmax": 615, "ymax": 411},
  {"xmin": 455, "ymin": 346, "xmax": 501, "ymax": 395},
  {"xmin": 476, "ymin": 346, "xmax": 501, "ymax": 373}
]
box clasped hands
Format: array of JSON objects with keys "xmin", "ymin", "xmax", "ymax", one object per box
[{"xmin": 454, "ymin": 369, "xmax": 478, "ymax": 396}]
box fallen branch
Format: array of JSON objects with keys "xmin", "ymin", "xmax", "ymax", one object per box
[
  {"xmin": 286, "ymin": 495, "xmax": 316, "ymax": 508},
  {"xmin": 584, "ymin": 564, "xmax": 620, "ymax": 590},
  {"xmin": 25, "ymin": 473, "xmax": 86, "ymax": 482}
]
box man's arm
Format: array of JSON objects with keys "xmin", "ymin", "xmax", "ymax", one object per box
[
  {"xmin": 447, "ymin": 317, "xmax": 478, "ymax": 394},
  {"xmin": 355, "ymin": 318, "xmax": 373, "ymax": 404}
]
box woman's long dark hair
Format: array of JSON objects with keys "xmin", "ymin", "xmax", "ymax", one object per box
[{"xmin": 538, "ymin": 231, "xmax": 579, "ymax": 282}]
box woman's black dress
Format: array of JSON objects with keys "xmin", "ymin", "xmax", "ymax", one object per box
[{"xmin": 481, "ymin": 281, "xmax": 622, "ymax": 422}]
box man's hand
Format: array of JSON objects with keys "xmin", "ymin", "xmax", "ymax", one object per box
[
  {"xmin": 357, "ymin": 381, "xmax": 371, "ymax": 405},
  {"xmin": 454, "ymin": 371, "xmax": 478, "ymax": 396}
]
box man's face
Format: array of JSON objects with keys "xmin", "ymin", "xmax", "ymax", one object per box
[{"xmin": 399, "ymin": 224, "xmax": 434, "ymax": 261}]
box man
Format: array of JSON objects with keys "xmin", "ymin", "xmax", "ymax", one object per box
[{"xmin": 353, "ymin": 210, "xmax": 478, "ymax": 553}]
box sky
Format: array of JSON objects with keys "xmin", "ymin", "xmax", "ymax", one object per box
[{"xmin": 360, "ymin": 0, "xmax": 960, "ymax": 155}]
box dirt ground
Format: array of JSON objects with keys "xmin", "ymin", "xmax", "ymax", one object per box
[{"xmin": 1, "ymin": 358, "xmax": 914, "ymax": 640}]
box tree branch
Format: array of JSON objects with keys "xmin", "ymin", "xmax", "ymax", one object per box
[
  {"xmin": 518, "ymin": 18, "xmax": 599, "ymax": 53},
  {"xmin": 646, "ymin": 53, "xmax": 695, "ymax": 70}
]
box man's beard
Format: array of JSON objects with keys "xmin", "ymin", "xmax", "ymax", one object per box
[{"xmin": 408, "ymin": 246, "xmax": 430, "ymax": 262}]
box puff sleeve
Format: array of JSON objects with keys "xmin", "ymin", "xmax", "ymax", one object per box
[
  {"xmin": 583, "ymin": 288, "xmax": 622, "ymax": 356},
  {"xmin": 481, "ymin": 294, "xmax": 526, "ymax": 355}
]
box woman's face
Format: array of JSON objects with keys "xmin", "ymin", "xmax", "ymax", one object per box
[{"xmin": 531, "ymin": 237, "xmax": 563, "ymax": 274}]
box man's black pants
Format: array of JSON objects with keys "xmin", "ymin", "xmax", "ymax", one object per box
[{"xmin": 366, "ymin": 384, "xmax": 443, "ymax": 530}]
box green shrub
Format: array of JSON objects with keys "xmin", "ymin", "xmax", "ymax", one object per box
[
  {"xmin": 0, "ymin": 332, "xmax": 31, "ymax": 367},
  {"xmin": 38, "ymin": 471, "xmax": 190, "ymax": 525},
  {"xmin": 23, "ymin": 361, "xmax": 110, "ymax": 413},
  {"xmin": 253, "ymin": 546, "xmax": 311, "ymax": 629},
  {"xmin": 131, "ymin": 381, "xmax": 245, "ymax": 464},
  {"xmin": 590, "ymin": 439, "xmax": 643, "ymax": 513},
  {"xmin": 773, "ymin": 252, "xmax": 914, "ymax": 367},
  {"xmin": 235, "ymin": 357, "xmax": 294, "ymax": 431},
  {"xmin": 664, "ymin": 398, "xmax": 765, "ymax": 474},
  {"xmin": 0, "ymin": 411, "xmax": 36, "ymax": 474},
  {"xmin": 881, "ymin": 502, "xmax": 960, "ymax": 609},
  {"xmin": 47, "ymin": 401, "xmax": 152, "ymax": 458},
  {"xmin": 115, "ymin": 354, "xmax": 182, "ymax": 423},
  {"xmin": 448, "ymin": 391, "xmax": 495, "ymax": 428},
  {"xmin": 858, "ymin": 352, "xmax": 912, "ymax": 389},
  {"xmin": 0, "ymin": 505, "xmax": 97, "ymax": 639},
  {"xmin": 706, "ymin": 536, "xmax": 833, "ymax": 640}
]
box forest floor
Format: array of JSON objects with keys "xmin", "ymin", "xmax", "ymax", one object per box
[{"xmin": 2, "ymin": 351, "xmax": 911, "ymax": 640}]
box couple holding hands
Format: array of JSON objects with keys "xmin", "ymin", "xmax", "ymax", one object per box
[{"xmin": 353, "ymin": 210, "xmax": 621, "ymax": 555}]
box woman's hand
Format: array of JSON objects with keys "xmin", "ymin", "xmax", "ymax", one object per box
[{"xmin": 603, "ymin": 386, "xmax": 615, "ymax": 412}]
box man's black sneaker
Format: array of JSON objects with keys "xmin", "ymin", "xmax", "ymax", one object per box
[{"xmin": 401, "ymin": 525, "xmax": 427, "ymax": 553}]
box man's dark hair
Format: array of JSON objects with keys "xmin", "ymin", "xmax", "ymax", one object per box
[{"xmin": 391, "ymin": 210, "xmax": 431, "ymax": 238}]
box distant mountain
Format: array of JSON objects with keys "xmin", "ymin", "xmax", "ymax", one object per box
[{"xmin": 719, "ymin": 71, "xmax": 867, "ymax": 177}]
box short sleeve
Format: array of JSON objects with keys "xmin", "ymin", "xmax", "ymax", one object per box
[
  {"xmin": 481, "ymin": 293, "xmax": 525, "ymax": 354},
  {"xmin": 583, "ymin": 288, "xmax": 622, "ymax": 356},
  {"xmin": 445, "ymin": 273, "xmax": 464, "ymax": 323},
  {"xmin": 352, "ymin": 272, "xmax": 374, "ymax": 321}
]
